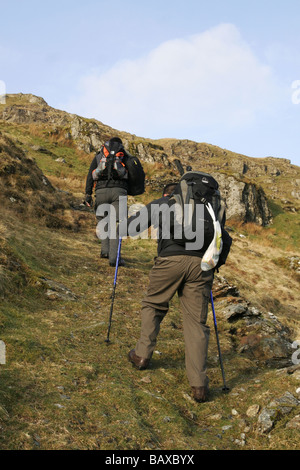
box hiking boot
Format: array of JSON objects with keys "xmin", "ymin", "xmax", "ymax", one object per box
[
  {"xmin": 100, "ymin": 253, "xmax": 109, "ymax": 259},
  {"xmin": 191, "ymin": 386, "xmax": 209, "ymax": 403},
  {"xmin": 128, "ymin": 349, "xmax": 150, "ymax": 370},
  {"xmin": 109, "ymin": 258, "xmax": 126, "ymax": 267}
]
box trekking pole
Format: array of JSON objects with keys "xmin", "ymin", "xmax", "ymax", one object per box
[
  {"xmin": 210, "ymin": 290, "xmax": 230, "ymax": 392},
  {"xmin": 105, "ymin": 237, "xmax": 122, "ymax": 344}
]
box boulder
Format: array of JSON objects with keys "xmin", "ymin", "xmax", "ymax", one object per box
[
  {"xmin": 258, "ymin": 392, "xmax": 300, "ymax": 434},
  {"xmin": 214, "ymin": 276, "xmax": 293, "ymax": 366},
  {"xmin": 41, "ymin": 278, "xmax": 78, "ymax": 301}
]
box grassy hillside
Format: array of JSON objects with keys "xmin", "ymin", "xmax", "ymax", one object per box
[
  {"xmin": 0, "ymin": 94, "xmax": 299, "ymax": 450},
  {"xmin": 0, "ymin": 206, "xmax": 299, "ymax": 450}
]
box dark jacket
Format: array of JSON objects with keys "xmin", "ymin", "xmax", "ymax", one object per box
[
  {"xmin": 85, "ymin": 154, "xmax": 128, "ymax": 196},
  {"xmin": 127, "ymin": 195, "xmax": 232, "ymax": 266}
]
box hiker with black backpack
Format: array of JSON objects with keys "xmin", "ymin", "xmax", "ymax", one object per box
[
  {"xmin": 127, "ymin": 169, "xmax": 232, "ymax": 403},
  {"xmin": 85, "ymin": 137, "xmax": 145, "ymax": 267},
  {"xmin": 126, "ymin": 182, "xmax": 178, "ymax": 241}
]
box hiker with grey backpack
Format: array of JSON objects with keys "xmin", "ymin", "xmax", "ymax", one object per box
[
  {"xmin": 127, "ymin": 169, "xmax": 232, "ymax": 403},
  {"xmin": 84, "ymin": 137, "xmax": 145, "ymax": 267}
]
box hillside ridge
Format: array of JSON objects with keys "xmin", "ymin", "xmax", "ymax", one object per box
[{"xmin": 1, "ymin": 93, "xmax": 299, "ymax": 224}]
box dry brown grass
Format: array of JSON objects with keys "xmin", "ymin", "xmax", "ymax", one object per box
[{"xmin": 47, "ymin": 175, "xmax": 85, "ymax": 194}]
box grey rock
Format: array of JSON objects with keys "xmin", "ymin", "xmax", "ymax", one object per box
[
  {"xmin": 268, "ymin": 391, "xmax": 299, "ymax": 414},
  {"xmin": 257, "ymin": 407, "xmax": 277, "ymax": 434},
  {"xmin": 222, "ymin": 302, "xmax": 250, "ymax": 321},
  {"xmin": 41, "ymin": 278, "xmax": 77, "ymax": 301},
  {"xmin": 222, "ymin": 425, "xmax": 233, "ymax": 431},
  {"xmin": 163, "ymin": 416, "xmax": 171, "ymax": 423},
  {"xmin": 258, "ymin": 392, "xmax": 300, "ymax": 434},
  {"xmin": 217, "ymin": 279, "xmax": 293, "ymax": 365}
]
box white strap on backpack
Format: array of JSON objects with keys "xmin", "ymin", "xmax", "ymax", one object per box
[{"xmin": 201, "ymin": 202, "xmax": 223, "ymax": 271}]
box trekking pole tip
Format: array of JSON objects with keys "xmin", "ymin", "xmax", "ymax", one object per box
[{"xmin": 222, "ymin": 386, "xmax": 230, "ymax": 393}]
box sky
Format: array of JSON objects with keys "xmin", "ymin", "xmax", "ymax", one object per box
[{"xmin": 0, "ymin": 0, "xmax": 300, "ymax": 166}]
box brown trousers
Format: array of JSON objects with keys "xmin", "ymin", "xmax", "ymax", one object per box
[{"xmin": 135, "ymin": 255, "xmax": 214, "ymax": 387}]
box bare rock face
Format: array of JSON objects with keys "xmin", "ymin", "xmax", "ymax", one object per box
[
  {"xmin": 242, "ymin": 182, "xmax": 273, "ymax": 226},
  {"xmin": 69, "ymin": 116, "xmax": 105, "ymax": 153},
  {"xmin": 213, "ymin": 173, "xmax": 273, "ymax": 225}
]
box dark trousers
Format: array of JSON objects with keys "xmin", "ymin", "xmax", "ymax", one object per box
[
  {"xmin": 95, "ymin": 187, "xmax": 127, "ymax": 263},
  {"xmin": 135, "ymin": 255, "xmax": 214, "ymax": 387}
]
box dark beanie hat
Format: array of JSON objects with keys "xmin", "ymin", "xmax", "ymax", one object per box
[
  {"xmin": 108, "ymin": 137, "xmax": 123, "ymax": 145},
  {"xmin": 103, "ymin": 137, "xmax": 124, "ymax": 153}
]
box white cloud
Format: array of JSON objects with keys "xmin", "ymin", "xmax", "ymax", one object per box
[{"xmin": 64, "ymin": 24, "xmax": 281, "ymax": 139}]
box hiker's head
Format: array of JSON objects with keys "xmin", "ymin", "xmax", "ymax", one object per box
[
  {"xmin": 162, "ymin": 183, "xmax": 177, "ymax": 197},
  {"xmin": 108, "ymin": 137, "xmax": 123, "ymax": 146},
  {"xmin": 104, "ymin": 137, "xmax": 124, "ymax": 154}
]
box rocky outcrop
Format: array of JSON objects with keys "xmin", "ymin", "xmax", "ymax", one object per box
[
  {"xmin": 231, "ymin": 156, "xmax": 293, "ymax": 179},
  {"xmin": 125, "ymin": 140, "xmax": 171, "ymax": 167},
  {"xmin": 68, "ymin": 115, "xmax": 106, "ymax": 153},
  {"xmin": 211, "ymin": 173, "xmax": 272, "ymax": 226},
  {"xmin": 213, "ymin": 276, "xmax": 294, "ymax": 367},
  {"xmin": 242, "ymin": 183, "xmax": 273, "ymax": 226}
]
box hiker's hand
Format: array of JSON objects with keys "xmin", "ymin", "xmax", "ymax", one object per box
[{"xmin": 84, "ymin": 194, "xmax": 93, "ymax": 207}]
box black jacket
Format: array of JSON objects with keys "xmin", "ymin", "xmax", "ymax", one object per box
[
  {"xmin": 85, "ymin": 154, "xmax": 128, "ymax": 196},
  {"xmin": 127, "ymin": 195, "xmax": 232, "ymax": 265}
]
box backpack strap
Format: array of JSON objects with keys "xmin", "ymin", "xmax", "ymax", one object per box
[
  {"xmin": 180, "ymin": 179, "xmax": 189, "ymax": 205},
  {"xmin": 101, "ymin": 144, "xmax": 114, "ymax": 186},
  {"xmin": 218, "ymin": 198, "xmax": 226, "ymax": 226},
  {"xmin": 96, "ymin": 152, "xmax": 101, "ymax": 165}
]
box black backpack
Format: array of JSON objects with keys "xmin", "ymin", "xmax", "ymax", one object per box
[
  {"xmin": 168, "ymin": 171, "xmax": 226, "ymax": 247},
  {"xmin": 93, "ymin": 139, "xmax": 127, "ymax": 183},
  {"xmin": 122, "ymin": 152, "xmax": 145, "ymax": 196}
]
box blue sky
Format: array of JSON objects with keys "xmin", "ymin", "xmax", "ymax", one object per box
[{"xmin": 0, "ymin": 0, "xmax": 300, "ymax": 166}]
